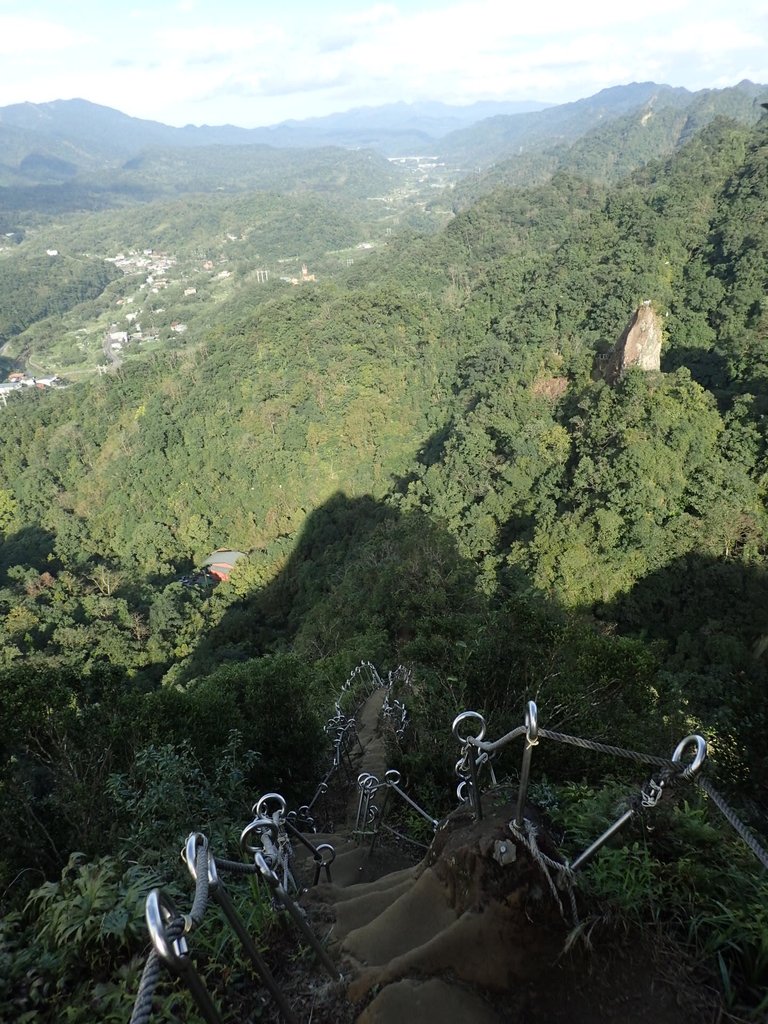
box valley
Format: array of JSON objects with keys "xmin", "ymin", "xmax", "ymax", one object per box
[{"xmin": 0, "ymin": 82, "xmax": 767, "ymax": 1023}]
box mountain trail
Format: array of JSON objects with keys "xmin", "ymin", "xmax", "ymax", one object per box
[{"xmin": 286, "ymin": 688, "xmax": 707, "ymax": 1024}]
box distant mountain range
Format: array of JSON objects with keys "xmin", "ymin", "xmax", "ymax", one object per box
[
  {"xmin": 447, "ymin": 80, "xmax": 768, "ymax": 203},
  {"xmin": 0, "ymin": 98, "xmax": 550, "ymax": 172},
  {"xmin": 439, "ymin": 80, "xmax": 767, "ymax": 167},
  {"xmin": 0, "ymin": 82, "xmax": 765, "ymax": 197}
]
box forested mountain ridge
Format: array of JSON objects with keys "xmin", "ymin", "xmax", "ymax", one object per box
[
  {"xmin": 2, "ymin": 115, "xmax": 766, "ymax": 702},
  {"xmin": 1, "ymin": 113, "xmax": 768, "ymax": 1021},
  {"xmin": 0, "ymin": 96, "xmax": 550, "ymax": 161},
  {"xmin": 1, "ymin": 81, "xmax": 763, "ymax": 201},
  {"xmin": 437, "ymin": 79, "xmax": 765, "ymax": 167},
  {"xmin": 444, "ymin": 81, "xmax": 767, "ymax": 207},
  {"xmin": 0, "ymin": 140, "xmax": 404, "ymax": 219}
]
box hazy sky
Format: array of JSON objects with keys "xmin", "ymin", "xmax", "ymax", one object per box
[{"xmin": 1, "ymin": 0, "xmax": 766, "ymax": 126}]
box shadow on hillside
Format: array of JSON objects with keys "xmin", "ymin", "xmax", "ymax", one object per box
[
  {"xmin": 390, "ymin": 425, "xmax": 453, "ymax": 497},
  {"xmin": 0, "ymin": 525, "xmax": 57, "ymax": 581},
  {"xmin": 662, "ymin": 345, "xmax": 730, "ymax": 394},
  {"xmin": 604, "ymin": 550, "xmax": 768, "ymax": 793},
  {"xmin": 152, "ymin": 488, "xmax": 768, "ymax": 802},
  {"xmin": 606, "ymin": 550, "xmax": 768, "ymax": 672},
  {"xmin": 663, "ymin": 345, "xmax": 768, "ymax": 410},
  {"xmin": 0, "ymin": 354, "xmax": 16, "ymax": 377},
  {"xmin": 179, "ymin": 492, "xmax": 401, "ymax": 677},
  {"xmin": 177, "ymin": 488, "xmax": 492, "ymax": 691}
]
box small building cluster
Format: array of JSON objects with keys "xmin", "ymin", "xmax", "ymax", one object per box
[
  {"xmin": 280, "ymin": 263, "xmax": 316, "ymax": 286},
  {"xmin": 201, "ymin": 549, "xmax": 247, "ymax": 582},
  {"xmin": 0, "ymin": 372, "xmax": 64, "ymax": 403}
]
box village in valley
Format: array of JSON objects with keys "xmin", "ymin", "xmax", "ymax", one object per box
[
  {"xmin": 0, "ymin": 153, "xmax": 447, "ymax": 400},
  {"xmin": 0, "ymin": 371, "xmax": 65, "ymax": 403},
  {"xmin": 0, "ymin": 239, "xmax": 334, "ymax": 400}
]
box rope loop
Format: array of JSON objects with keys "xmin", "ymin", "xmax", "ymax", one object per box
[{"xmin": 508, "ymin": 818, "xmax": 578, "ymax": 924}]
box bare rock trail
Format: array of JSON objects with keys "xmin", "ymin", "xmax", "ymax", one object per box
[{"xmin": 290, "ymin": 688, "xmax": 702, "ymax": 1024}]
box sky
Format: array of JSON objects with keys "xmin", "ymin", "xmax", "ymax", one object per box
[{"xmin": 0, "ymin": 0, "xmax": 766, "ymax": 127}]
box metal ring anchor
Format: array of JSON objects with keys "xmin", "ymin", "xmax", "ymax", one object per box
[
  {"xmin": 452, "ymin": 711, "xmax": 487, "ymax": 745},
  {"xmin": 240, "ymin": 816, "xmax": 279, "ymax": 855},
  {"xmin": 182, "ymin": 831, "xmax": 208, "ymax": 871},
  {"xmin": 515, "ymin": 701, "xmax": 540, "ymax": 825},
  {"xmin": 253, "ymin": 792, "xmax": 287, "ymax": 818},
  {"xmin": 146, "ymin": 889, "xmax": 189, "ymax": 966},
  {"xmin": 570, "ymin": 734, "xmax": 707, "ymax": 873},
  {"xmin": 384, "ymin": 769, "xmax": 438, "ymax": 828},
  {"xmin": 312, "ymin": 843, "xmax": 336, "ymax": 884},
  {"xmin": 672, "ymin": 734, "xmax": 707, "ymax": 780},
  {"xmin": 313, "ymin": 843, "xmax": 336, "ymax": 868},
  {"xmin": 182, "ymin": 832, "xmax": 219, "ymax": 889}
]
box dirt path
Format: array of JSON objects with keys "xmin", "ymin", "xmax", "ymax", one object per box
[{"xmin": 294, "ymin": 691, "xmax": 716, "ymax": 1024}]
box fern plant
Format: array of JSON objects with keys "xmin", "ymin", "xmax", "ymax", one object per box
[{"xmin": 27, "ymin": 852, "xmax": 161, "ymax": 972}]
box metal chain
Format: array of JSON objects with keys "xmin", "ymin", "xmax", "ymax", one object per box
[{"xmin": 697, "ymin": 778, "xmax": 768, "ymax": 871}]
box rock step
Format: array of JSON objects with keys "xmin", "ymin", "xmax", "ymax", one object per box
[
  {"xmin": 299, "ymin": 689, "xmax": 535, "ymax": 1023},
  {"xmin": 358, "ymin": 978, "xmax": 500, "ymax": 1024},
  {"xmin": 293, "ymin": 833, "xmax": 415, "ymax": 890},
  {"xmin": 291, "ymin": 687, "xmax": 700, "ymax": 1024}
]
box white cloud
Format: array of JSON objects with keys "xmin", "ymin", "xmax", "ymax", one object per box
[
  {"xmin": 152, "ymin": 24, "xmax": 266, "ymax": 56},
  {"xmin": 651, "ymin": 20, "xmax": 764, "ymax": 54},
  {"xmin": 0, "ymin": 0, "xmax": 765, "ymax": 125},
  {"xmin": 0, "ymin": 16, "xmax": 89, "ymax": 54}
]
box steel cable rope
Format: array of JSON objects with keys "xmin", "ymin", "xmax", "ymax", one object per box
[
  {"xmin": 697, "ymin": 777, "xmax": 768, "ymax": 871},
  {"xmin": 212, "ymin": 856, "xmax": 260, "ymax": 876},
  {"xmin": 130, "ymin": 663, "xmax": 404, "ymax": 1024},
  {"xmin": 467, "ymin": 724, "xmax": 678, "ymax": 768},
  {"xmin": 461, "ymin": 707, "xmax": 768, "ymax": 872},
  {"xmin": 537, "ymin": 728, "xmax": 679, "ymax": 769},
  {"xmin": 508, "ymin": 818, "xmax": 578, "ymax": 923},
  {"xmin": 129, "ymin": 839, "xmax": 209, "ymax": 1024}
]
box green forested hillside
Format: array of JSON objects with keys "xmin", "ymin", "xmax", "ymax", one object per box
[
  {"xmin": 0, "ymin": 187, "xmax": 406, "ymax": 370},
  {"xmin": 28, "ymin": 188, "xmax": 385, "ymax": 258},
  {"xmin": 0, "ymin": 252, "xmax": 121, "ymax": 342},
  {"xmin": 0, "ymin": 131, "xmax": 404, "ymax": 220},
  {"xmin": 114, "ymin": 144, "xmax": 399, "ymax": 198},
  {"xmin": 1, "ymin": 114, "xmax": 768, "ymax": 1021},
  {"xmin": 446, "ymin": 83, "xmax": 764, "ymax": 207}
]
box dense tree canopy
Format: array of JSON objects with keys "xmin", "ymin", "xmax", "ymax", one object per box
[{"xmin": 1, "ymin": 111, "xmax": 768, "ymax": 1022}]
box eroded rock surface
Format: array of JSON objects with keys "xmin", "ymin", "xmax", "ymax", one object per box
[
  {"xmin": 603, "ymin": 301, "xmax": 663, "ymax": 382},
  {"xmin": 294, "ymin": 689, "xmax": 705, "ymax": 1024},
  {"xmin": 302, "ymin": 792, "xmax": 566, "ymax": 1021}
]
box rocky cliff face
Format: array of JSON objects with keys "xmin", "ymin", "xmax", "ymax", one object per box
[{"xmin": 603, "ymin": 301, "xmax": 663, "ymax": 383}]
